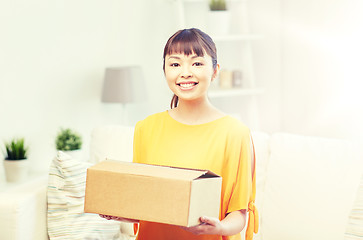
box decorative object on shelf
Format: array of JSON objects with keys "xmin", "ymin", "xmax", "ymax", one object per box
[
  {"xmin": 232, "ymin": 70, "xmax": 243, "ymax": 88},
  {"xmin": 3, "ymin": 138, "xmax": 29, "ymax": 182},
  {"xmin": 219, "ymin": 69, "xmax": 233, "ymax": 89},
  {"xmin": 101, "ymin": 66, "xmax": 146, "ymax": 124},
  {"xmin": 207, "ymin": 0, "xmax": 230, "ymax": 36},
  {"xmin": 55, "ymin": 128, "xmax": 83, "ymax": 160}
]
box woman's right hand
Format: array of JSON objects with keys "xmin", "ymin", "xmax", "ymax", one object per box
[{"xmin": 99, "ymin": 214, "xmax": 139, "ymax": 223}]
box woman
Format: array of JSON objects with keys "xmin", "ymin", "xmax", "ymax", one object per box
[{"xmin": 102, "ymin": 28, "xmax": 258, "ymax": 240}]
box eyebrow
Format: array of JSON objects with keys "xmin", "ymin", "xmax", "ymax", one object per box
[
  {"xmin": 168, "ymin": 56, "xmax": 180, "ymax": 60},
  {"xmin": 168, "ymin": 55, "xmax": 203, "ymax": 60}
]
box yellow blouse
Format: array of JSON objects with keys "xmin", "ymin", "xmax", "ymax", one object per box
[{"xmin": 133, "ymin": 111, "xmax": 258, "ymax": 240}]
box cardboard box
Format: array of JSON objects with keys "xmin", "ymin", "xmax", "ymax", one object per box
[{"xmin": 84, "ymin": 160, "xmax": 222, "ymax": 227}]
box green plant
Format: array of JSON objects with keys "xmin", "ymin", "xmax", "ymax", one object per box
[
  {"xmin": 209, "ymin": 0, "xmax": 227, "ymax": 11},
  {"xmin": 5, "ymin": 138, "xmax": 28, "ymax": 160},
  {"xmin": 55, "ymin": 128, "xmax": 82, "ymax": 151}
]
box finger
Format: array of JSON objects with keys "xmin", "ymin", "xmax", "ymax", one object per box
[
  {"xmin": 200, "ymin": 216, "xmax": 217, "ymax": 226},
  {"xmin": 99, "ymin": 214, "xmax": 109, "ymax": 219},
  {"xmin": 102, "ymin": 215, "xmax": 112, "ymax": 220},
  {"xmin": 180, "ymin": 225, "xmax": 197, "ymax": 232},
  {"xmin": 193, "ymin": 224, "xmax": 213, "ymax": 235}
]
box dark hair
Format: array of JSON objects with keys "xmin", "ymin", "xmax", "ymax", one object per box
[{"xmin": 163, "ymin": 28, "xmax": 218, "ymax": 108}]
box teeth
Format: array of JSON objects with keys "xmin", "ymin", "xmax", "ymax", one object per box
[{"xmin": 179, "ymin": 83, "xmax": 196, "ymax": 88}]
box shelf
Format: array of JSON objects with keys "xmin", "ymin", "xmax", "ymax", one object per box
[{"xmin": 208, "ymin": 88, "xmax": 264, "ymax": 98}]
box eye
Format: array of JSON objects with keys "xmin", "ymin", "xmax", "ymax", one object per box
[
  {"xmin": 170, "ymin": 63, "xmax": 180, "ymax": 67},
  {"xmin": 193, "ymin": 62, "xmax": 204, "ymax": 66}
]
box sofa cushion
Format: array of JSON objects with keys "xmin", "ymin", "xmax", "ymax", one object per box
[
  {"xmin": 250, "ymin": 131, "xmax": 270, "ymax": 240},
  {"xmin": 47, "ymin": 151, "xmax": 134, "ymax": 240},
  {"xmin": 262, "ymin": 133, "xmax": 362, "ymax": 240},
  {"xmin": 251, "ymin": 131, "xmax": 271, "ymax": 206},
  {"xmin": 90, "ymin": 125, "xmax": 134, "ymax": 163},
  {"xmin": 345, "ymin": 173, "xmax": 363, "ymax": 239}
]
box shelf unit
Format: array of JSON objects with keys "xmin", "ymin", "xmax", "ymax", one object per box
[{"xmin": 175, "ymin": 0, "xmax": 263, "ymax": 129}]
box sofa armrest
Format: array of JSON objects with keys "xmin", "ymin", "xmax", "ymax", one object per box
[{"xmin": 0, "ymin": 174, "xmax": 48, "ymax": 240}]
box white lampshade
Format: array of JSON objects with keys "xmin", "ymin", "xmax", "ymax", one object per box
[{"xmin": 101, "ymin": 66, "xmax": 146, "ymax": 103}]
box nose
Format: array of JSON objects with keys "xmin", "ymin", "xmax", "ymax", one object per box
[{"xmin": 181, "ymin": 65, "xmax": 192, "ymax": 79}]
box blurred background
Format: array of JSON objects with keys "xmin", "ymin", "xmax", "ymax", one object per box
[{"xmin": 1, "ymin": 0, "xmax": 362, "ymax": 172}]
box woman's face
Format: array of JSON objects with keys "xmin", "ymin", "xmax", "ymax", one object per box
[{"xmin": 164, "ymin": 51, "xmax": 217, "ymax": 104}]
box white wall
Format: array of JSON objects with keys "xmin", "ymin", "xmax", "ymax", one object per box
[{"xmin": 280, "ymin": 0, "xmax": 363, "ymax": 142}]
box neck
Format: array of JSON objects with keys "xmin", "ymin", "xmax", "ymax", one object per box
[
  {"xmin": 170, "ymin": 98, "xmax": 225, "ymax": 125},
  {"xmin": 178, "ymin": 97, "xmax": 211, "ymax": 114}
]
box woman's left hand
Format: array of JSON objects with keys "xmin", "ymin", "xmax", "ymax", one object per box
[{"xmin": 181, "ymin": 216, "xmax": 225, "ymax": 235}]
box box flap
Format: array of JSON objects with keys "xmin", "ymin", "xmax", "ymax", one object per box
[{"xmin": 90, "ymin": 160, "xmax": 219, "ymax": 181}]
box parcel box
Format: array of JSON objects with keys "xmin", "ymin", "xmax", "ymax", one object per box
[{"xmin": 84, "ymin": 160, "xmax": 222, "ymax": 227}]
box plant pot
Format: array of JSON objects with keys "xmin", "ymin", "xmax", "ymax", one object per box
[
  {"xmin": 207, "ymin": 10, "xmax": 231, "ymax": 36},
  {"xmin": 62, "ymin": 149, "xmax": 84, "ymax": 161},
  {"xmin": 3, "ymin": 158, "xmax": 29, "ymax": 182}
]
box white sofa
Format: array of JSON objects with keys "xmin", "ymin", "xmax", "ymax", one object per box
[{"xmin": 0, "ymin": 125, "xmax": 362, "ymax": 240}]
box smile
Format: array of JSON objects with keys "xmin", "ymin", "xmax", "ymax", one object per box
[{"xmin": 177, "ymin": 82, "xmax": 198, "ymax": 90}]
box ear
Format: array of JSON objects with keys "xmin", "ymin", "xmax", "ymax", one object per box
[{"xmin": 211, "ymin": 64, "xmax": 220, "ymax": 81}]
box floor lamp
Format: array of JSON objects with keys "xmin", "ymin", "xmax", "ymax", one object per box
[{"xmin": 101, "ymin": 66, "xmax": 146, "ymax": 124}]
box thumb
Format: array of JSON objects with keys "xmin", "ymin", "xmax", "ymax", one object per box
[{"xmin": 200, "ymin": 216, "xmax": 218, "ymax": 226}]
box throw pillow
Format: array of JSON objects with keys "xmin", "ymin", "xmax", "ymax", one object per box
[
  {"xmin": 47, "ymin": 151, "xmax": 134, "ymax": 240},
  {"xmin": 345, "ymin": 174, "xmax": 363, "ymax": 239}
]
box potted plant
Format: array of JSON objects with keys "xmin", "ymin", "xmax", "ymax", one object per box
[
  {"xmin": 55, "ymin": 128, "xmax": 83, "ymax": 159},
  {"xmin": 3, "ymin": 138, "xmax": 29, "ymax": 182},
  {"xmin": 209, "ymin": 0, "xmax": 227, "ymax": 10},
  {"xmin": 207, "ymin": 0, "xmax": 230, "ymax": 36}
]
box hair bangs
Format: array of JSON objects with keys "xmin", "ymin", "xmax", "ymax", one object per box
[{"xmin": 165, "ymin": 32, "xmax": 207, "ymax": 57}]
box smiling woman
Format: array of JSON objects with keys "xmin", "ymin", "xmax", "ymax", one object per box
[{"xmin": 100, "ymin": 28, "xmax": 259, "ymax": 240}]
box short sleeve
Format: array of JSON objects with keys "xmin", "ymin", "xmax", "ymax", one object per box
[
  {"xmin": 226, "ymin": 129, "xmax": 253, "ymax": 213},
  {"xmin": 225, "ymin": 128, "xmax": 259, "ymax": 240}
]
